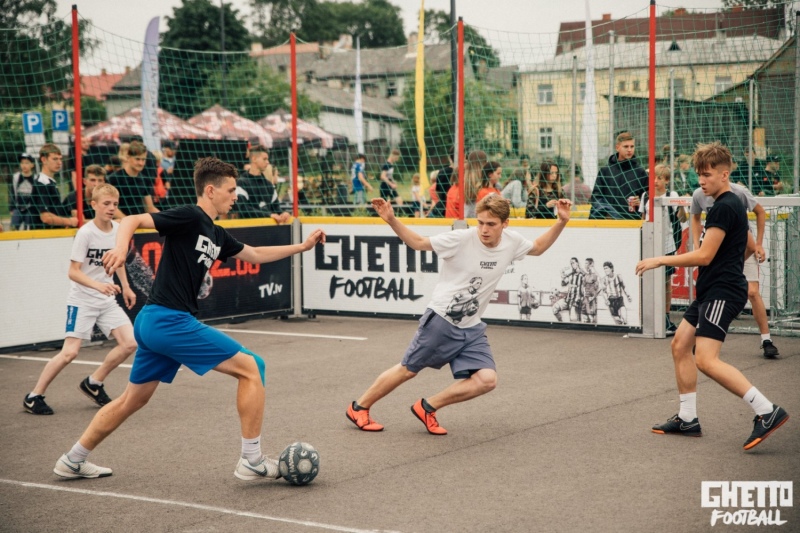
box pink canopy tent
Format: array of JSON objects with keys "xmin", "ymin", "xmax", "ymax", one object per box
[
  {"xmin": 188, "ymin": 105, "xmax": 274, "ymax": 149},
  {"xmin": 259, "ymin": 109, "xmax": 345, "ymax": 150},
  {"xmin": 82, "ymin": 107, "xmax": 221, "ymax": 143}
]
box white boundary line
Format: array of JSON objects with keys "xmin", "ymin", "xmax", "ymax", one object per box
[
  {"xmin": 0, "ymin": 354, "xmax": 132, "ymax": 368},
  {"xmin": 218, "ymin": 328, "xmax": 367, "ymax": 341},
  {"xmin": 0, "ymin": 479, "xmax": 398, "ymax": 533}
]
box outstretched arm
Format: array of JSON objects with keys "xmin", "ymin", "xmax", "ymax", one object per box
[
  {"xmin": 372, "ymin": 198, "xmax": 433, "ymax": 251},
  {"xmin": 636, "ymin": 226, "xmax": 726, "ymax": 276},
  {"xmin": 528, "ymin": 199, "xmax": 571, "ymax": 256},
  {"xmin": 103, "ymin": 214, "xmax": 154, "ymax": 274},
  {"xmin": 235, "ymin": 228, "xmax": 326, "ymax": 264}
]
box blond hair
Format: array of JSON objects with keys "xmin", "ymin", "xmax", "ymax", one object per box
[
  {"xmin": 476, "ymin": 193, "xmax": 511, "ymax": 222},
  {"xmin": 91, "ymin": 183, "xmax": 120, "ymax": 202}
]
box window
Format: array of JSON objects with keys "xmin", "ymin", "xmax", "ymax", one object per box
[
  {"xmin": 539, "ymin": 127, "xmax": 553, "ymax": 151},
  {"xmin": 618, "ymin": 80, "xmax": 626, "ymax": 92},
  {"xmin": 632, "ymin": 80, "xmax": 640, "ymax": 92},
  {"xmin": 672, "ymin": 78, "xmax": 685, "ymax": 99},
  {"xmin": 386, "ymin": 81, "xmax": 397, "ymax": 98},
  {"xmin": 714, "ymin": 76, "xmax": 732, "ymax": 94},
  {"xmin": 538, "ymin": 84, "xmax": 554, "ymax": 105},
  {"xmin": 579, "ymin": 82, "xmax": 586, "ymax": 103}
]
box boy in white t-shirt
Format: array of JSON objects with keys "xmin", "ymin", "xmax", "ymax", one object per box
[
  {"xmin": 346, "ymin": 194, "xmax": 571, "ymax": 435},
  {"xmin": 24, "ymin": 184, "xmax": 137, "ymax": 415}
]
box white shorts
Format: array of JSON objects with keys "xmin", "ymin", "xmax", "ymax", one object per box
[
  {"xmin": 743, "ymin": 254, "xmax": 760, "ymax": 283},
  {"xmin": 65, "ymin": 300, "xmax": 131, "ymax": 340}
]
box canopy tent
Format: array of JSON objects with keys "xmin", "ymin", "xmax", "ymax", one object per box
[
  {"xmin": 259, "ymin": 109, "xmax": 346, "ymax": 150},
  {"xmin": 188, "ymin": 105, "xmax": 274, "ymax": 149},
  {"xmin": 82, "ymin": 107, "xmax": 221, "ymax": 144}
]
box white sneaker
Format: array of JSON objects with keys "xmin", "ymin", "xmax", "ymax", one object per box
[
  {"xmin": 234, "ymin": 456, "xmax": 281, "ymax": 481},
  {"xmin": 53, "ymin": 454, "xmax": 112, "ymax": 479}
]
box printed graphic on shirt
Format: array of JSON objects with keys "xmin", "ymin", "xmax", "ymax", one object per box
[{"xmin": 445, "ymin": 277, "xmax": 482, "ymax": 324}]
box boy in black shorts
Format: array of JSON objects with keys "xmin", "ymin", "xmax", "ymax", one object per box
[{"xmin": 636, "ymin": 142, "xmax": 788, "ymax": 450}]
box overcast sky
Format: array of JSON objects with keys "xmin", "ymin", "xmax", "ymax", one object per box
[{"xmin": 55, "ymin": 0, "xmax": 742, "ymax": 72}]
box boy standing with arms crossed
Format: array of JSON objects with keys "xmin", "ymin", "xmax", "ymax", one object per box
[
  {"xmin": 636, "ymin": 142, "xmax": 788, "ymax": 450},
  {"xmin": 24, "ymin": 184, "xmax": 137, "ymax": 415}
]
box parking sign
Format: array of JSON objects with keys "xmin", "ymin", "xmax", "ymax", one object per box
[{"xmin": 22, "ymin": 112, "xmax": 46, "ymax": 155}]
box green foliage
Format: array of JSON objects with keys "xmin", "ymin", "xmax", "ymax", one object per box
[
  {"xmin": 74, "ymin": 96, "xmax": 106, "ymax": 127},
  {"xmin": 422, "ymin": 9, "xmax": 500, "ymax": 73},
  {"xmin": 251, "ymin": 0, "xmax": 406, "ymax": 48},
  {"xmin": 0, "ymin": 114, "xmax": 25, "ymax": 167},
  {"xmin": 197, "ymin": 58, "xmax": 320, "ymax": 121},
  {"xmin": 0, "ymin": 0, "xmax": 97, "ymax": 113},
  {"xmin": 159, "ymin": 0, "xmax": 252, "ymax": 118}
]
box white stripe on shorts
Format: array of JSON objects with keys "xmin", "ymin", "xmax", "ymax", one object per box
[{"xmin": 705, "ymin": 300, "xmax": 725, "ymax": 328}]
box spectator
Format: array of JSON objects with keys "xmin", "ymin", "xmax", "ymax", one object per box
[
  {"xmin": 476, "ymin": 162, "xmax": 502, "ymax": 202},
  {"xmin": 589, "ymin": 132, "xmax": 648, "ymax": 220},
  {"xmin": 107, "ymin": 141, "xmax": 159, "ymax": 218},
  {"xmin": 235, "ymin": 145, "xmax": 291, "ymax": 224},
  {"xmin": 351, "ymin": 154, "xmax": 372, "ymax": 205},
  {"xmin": 639, "ymin": 164, "xmax": 686, "ymax": 335},
  {"xmin": 105, "ymin": 155, "xmax": 123, "ymax": 175},
  {"xmin": 63, "ymin": 164, "xmax": 107, "ymax": 224},
  {"xmin": 66, "ymin": 137, "xmax": 105, "ymax": 192},
  {"xmin": 410, "ymin": 173, "xmax": 427, "ymax": 217},
  {"xmin": 160, "ymin": 140, "xmax": 177, "ymax": 198},
  {"xmin": 759, "ymin": 155, "xmax": 782, "ymax": 196},
  {"xmin": 526, "ymin": 161, "xmax": 565, "ymax": 219},
  {"xmin": 379, "ymin": 149, "xmax": 403, "ymax": 206},
  {"xmin": 9, "ymin": 153, "xmax": 37, "ymax": 230},
  {"xmin": 464, "ymin": 150, "xmax": 488, "ymax": 217},
  {"xmin": 562, "ymin": 169, "xmax": 592, "ymax": 205},
  {"xmin": 445, "ymin": 179, "xmax": 463, "ymax": 219},
  {"xmin": 730, "ymin": 147, "xmax": 765, "ymax": 189},
  {"xmin": 429, "ymin": 148, "xmax": 456, "ymax": 218},
  {"xmin": 501, "ymin": 169, "xmax": 530, "ymax": 210},
  {"xmin": 30, "ymin": 144, "xmax": 77, "ymax": 229},
  {"xmin": 674, "ymin": 154, "xmax": 699, "ymax": 196},
  {"xmin": 516, "ymin": 154, "xmax": 533, "ymax": 183}
]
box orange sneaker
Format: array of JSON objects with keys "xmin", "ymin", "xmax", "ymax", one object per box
[
  {"xmin": 411, "ymin": 399, "xmax": 447, "ymax": 435},
  {"xmin": 346, "ymin": 402, "xmax": 384, "ymax": 431}
]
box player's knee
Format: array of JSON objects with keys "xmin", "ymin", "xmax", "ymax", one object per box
[
  {"xmin": 121, "ymin": 339, "xmax": 137, "ymax": 355},
  {"xmin": 747, "ymin": 284, "xmax": 760, "ymax": 300},
  {"xmin": 240, "ymin": 348, "xmax": 266, "ymax": 386},
  {"xmin": 61, "ymin": 347, "xmax": 80, "ymax": 363},
  {"xmin": 474, "ymin": 370, "xmax": 497, "ymax": 393}
]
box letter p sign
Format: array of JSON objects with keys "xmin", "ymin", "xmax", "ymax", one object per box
[
  {"xmin": 22, "ymin": 112, "xmax": 44, "ymax": 134},
  {"xmin": 52, "ymin": 110, "xmax": 69, "ymax": 132}
]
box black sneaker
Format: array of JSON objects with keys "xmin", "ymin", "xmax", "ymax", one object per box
[
  {"xmin": 744, "ymin": 405, "xmax": 789, "ymax": 450},
  {"xmin": 666, "ymin": 319, "xmax": 677, "ymax": 337},
  {"xmin": 761, "ymin": 340, "xmax": 779, "ymax": 359},
  {"xmin": 79, "ymin": 377, "xmax": 112, "ymax": 407},
  {"xmin": 652, "ymin": 414, "xmax": 702, "ymax": 437},
  {"xmin": 23, "ymin": 394, "xmax": 54, "ymax": 415}
]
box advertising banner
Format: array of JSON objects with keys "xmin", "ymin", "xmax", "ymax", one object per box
[{"xmin": 302, "ymin": 222, "xmax": 642, "ymax": 328}]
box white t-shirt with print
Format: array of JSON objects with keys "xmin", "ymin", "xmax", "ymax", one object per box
[
  {"xmin": 68, "ymin": 220, "xmax": 119, "ymax": 306},
  {"xmin": 428, "ymin": 228, "xmax": 533, "ymax": 328}
]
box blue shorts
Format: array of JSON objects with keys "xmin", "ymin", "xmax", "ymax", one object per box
[
  {"xmin": 130, "ymin": 304, "xmax": 243, "ymax": 384},
  {"xmin": 401, "ymin": 309, "xmax": 494, "ymax": 379}
]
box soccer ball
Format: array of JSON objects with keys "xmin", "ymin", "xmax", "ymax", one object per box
[{"xmin": 279, "ymin": 442, "xmax": 320, "ymax": 486}]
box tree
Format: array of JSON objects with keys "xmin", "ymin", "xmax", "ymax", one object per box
[
  {"xmin": 197, "ymin": 57, "xmax": 320, "ymax": 121},
  {"xmin": 0, "ymin": 0, "xmax": 97, "ymax": 112},
  {"xmin": 721, "ymin": 0, "xmax": 784, "ymax": 7},
  {"xmin": 250, "ymin": 0, "xmax": 317, "ymax": 47},
  {"xmin": 159, "ymin": 0, "xmax": 252, "ymax": 118},
  {"xmin": 423, "ymin": 9, "xmax": 500, "ymax": 75}
]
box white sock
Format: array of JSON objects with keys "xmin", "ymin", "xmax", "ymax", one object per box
[
  {"xmin": 88, "ymin": 376, "xmax": 103, "ymax": 386},
  {"xmin": 27, "ymin": 392, "xmax": 37, "ymax": 399},
  {"xmin": 743, "ymin": 386, "xmax": 774, "ymax": 416},
  {"xmin": 66, "ymin": 442, "xmax": 91, "ymax": 463},
  {"xmin": 760, "ymin": 334, "xmax": 771, "ymax": 343},
  {"xmin": 679, "ymin": 392, "xmax": 697, "ymax": 421},
  {"xmin": 242, "ymin": 436, "xmax": 262, "ymax": 465}
]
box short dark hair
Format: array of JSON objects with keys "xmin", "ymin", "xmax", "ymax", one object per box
[
  {"xmin": 356, "ymin": 153, "xmax": 366, "ymax": 161},
  {"xmin": 39, "ymin": 143, "xmax": 61, "ymax": 160},
  {"xmin": 85, "ymin": 164, "xmax": 106, "ymax": 177},
  {"xmin": 603, "ymin": 261, "xmax": 614, "ymax": 270},
  {"xmin": 250, "ymin": 145, "xmax": 268, "ymax": 157},
  {"xmin": 194, "ymin": 157, "xmax": 238, "ymax": 197}
]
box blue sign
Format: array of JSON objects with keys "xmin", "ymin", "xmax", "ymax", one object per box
[
  {"xmin": 52, "ymin": 110, "xmax": 69, "ymax": 132},
  {"xmin": 22, "ymin": 112, "xmax": 44, "ymax": 134}
]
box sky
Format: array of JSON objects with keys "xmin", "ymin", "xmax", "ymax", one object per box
[{"xmin": 54, "ymin": 0, "xmax": 737, "ymax": 73}]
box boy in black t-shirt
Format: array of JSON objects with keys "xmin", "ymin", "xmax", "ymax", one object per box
[
  {"xmin": 107, "ymin": 141, "xmax": 158, "ymax": 218},
  {"xmin": 53, "ymin": 157, "xmax": 326, "ymax": 481},
  {"xmin": 379, "ymin": 149, "xmax": 403, "ymax": 206},
  {"xmin": 636, "ymin": 142, "xmax": 788, "ymax": 451}
]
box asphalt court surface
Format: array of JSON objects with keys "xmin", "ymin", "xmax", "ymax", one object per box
[{"xmin": 1, "ymin": 315, "xmax": 798, "ymax": 533}]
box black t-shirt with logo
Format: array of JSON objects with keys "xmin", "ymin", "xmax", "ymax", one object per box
[
  {"xmin": 30, "ymin": 174, "xmax": 70, "ymax": 229},
  {"xmin": 107, "ymin": 170, "xmax": 154, "ymax": 216},
  {"xmin": 696, "ymin": 190, "xmax": 748, "ymax": 303},
  {"xmin": 148, "ymin": 205, "xmax": 244, "ymax": 315}
]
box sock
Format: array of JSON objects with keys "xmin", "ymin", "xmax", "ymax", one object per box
[
  {"xmin": 678, "ymin": 393, "xmax": 697, "ymax": 421},
  {"xmin": 761, "ymin": 334, "xmax": 771, "ymax": 343},
  {"xmin": 241, "ymin": 436, "xmax": 262, "ymax": 465},
  {"xmin": 88, "ymin": 376, "xmax": 103, "ymax": 386},
  {"xmin": 352, "ymin": 401, "xmax": 367, "ymax": 411},
  {"xmin": 743, "ymin": 386, "xmax": 774, "ymax": 416},
  {"xmin": 66, "ymin": 442, "xmax": 91, "ymax": 463},
  {"xmin": 27, "ymin": 392, "xmax": 38, "ymax": 400},
  {"xmin": 421, "ymin": 398, "xmax": 437, "ymax": 413}
]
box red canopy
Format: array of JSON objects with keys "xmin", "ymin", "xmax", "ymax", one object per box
[
  {"xmin": 188, "ymin": 105, "xmax": 274, "ymax": 149},
  {"xmin": 82, "ymin": 107, "xmax": 221, "ymax": 143},
  {"xmin": 259, "ymin": 109, "xmax": 344, "ymax": 150}
]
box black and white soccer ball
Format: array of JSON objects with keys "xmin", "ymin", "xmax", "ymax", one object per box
[{"xmin": 279, "ymin": 442, "xmax": 320, "ymax": 486}]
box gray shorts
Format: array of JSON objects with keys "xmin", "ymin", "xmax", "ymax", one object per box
[
  {"xmin": 743, "ymin": 254, "xmax": 760, "ymax": 283},
  {"xmin": 401, "ymin": 309, "xmax": 495, "ymax": 379}
]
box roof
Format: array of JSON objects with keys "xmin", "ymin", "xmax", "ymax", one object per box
[
  {"xmin": 556, "ymin": 7, "xmax": 785, "ymax": 55},
  {"xmin": 105, "ymin": 65, "xmax": 142, "ymax": 98},
  {"xmin": 79, "ymin": 71, "xmax": 126, "ymax": 101},
  {"xmin": 523, "ymin": 35, "xmax": 785, "ymax": 73},
  {"xmin": 300, "ymin": 83, "xmax": 405, "ymax": 120},
  {"xmin": 304, "ymin": 43, "xmax": 455, "ymax": 80}
]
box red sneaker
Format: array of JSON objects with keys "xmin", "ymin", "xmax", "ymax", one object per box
[
  {"xmin": 346, "ymin": 402, "xmax": 384, "ymax": 431},
  {"xmin": 411, "ymin": 399, "xmax": 447, "ymax": 435}
]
